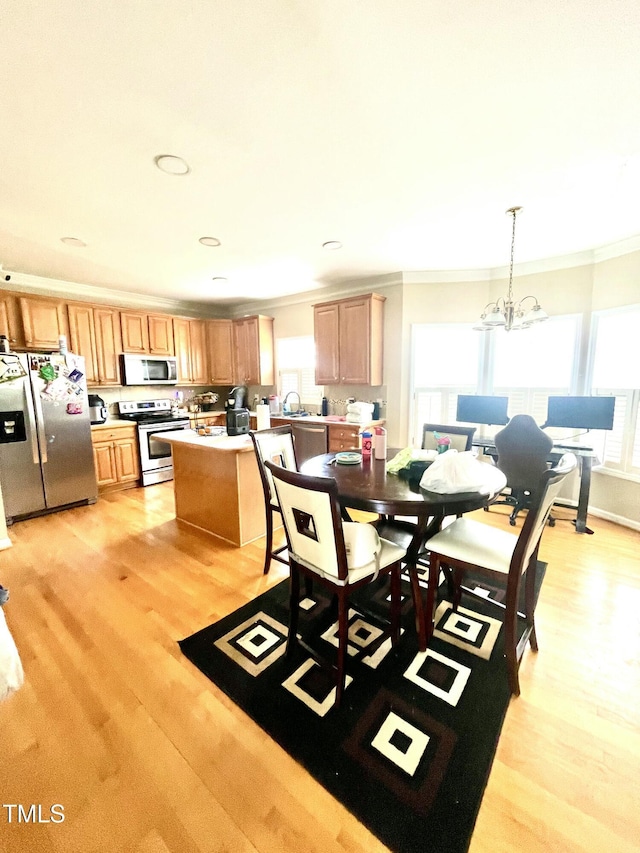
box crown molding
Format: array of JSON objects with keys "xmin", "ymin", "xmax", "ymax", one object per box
[
  {"xmin": 231, "ymin": 272, "xmax": 403, "ymax": 317},
  {"xmin": 0, "ymin": 270, "xmax": 226, "ymax": 318},
  {"xmin": 3, "ymin": 233, "xmax": 640, "ymax": 314},
  {"xmin": 592, "ymin": 233, "xmax": 640, "ymax": 262}
]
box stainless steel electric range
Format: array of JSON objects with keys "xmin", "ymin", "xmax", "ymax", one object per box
[{"xmin": 117, "ymin": 400, "xmax": 190, "ymax": 486}]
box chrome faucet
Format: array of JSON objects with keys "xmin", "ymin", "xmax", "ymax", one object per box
[{"xmin": 283, "ymin": 391, "xmax": 301, "ymax": 413}]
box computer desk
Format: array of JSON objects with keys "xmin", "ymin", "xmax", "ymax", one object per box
[{"xmin": 472, "ymin": 438, "xmax": 597, "ymax": 534}]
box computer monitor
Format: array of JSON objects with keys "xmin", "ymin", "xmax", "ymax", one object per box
[
  {"xmin": 544, "ymin": 396, "xmax": 615, "ymax": 430},
  {"xmin": 456, "ymin": 395, "xmax": 509, "ymax": 426}
]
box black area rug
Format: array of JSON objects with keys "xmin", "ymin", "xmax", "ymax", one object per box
[{"xmin": 179, "ymin": 565, "xmax": 544, "ymax": 853}]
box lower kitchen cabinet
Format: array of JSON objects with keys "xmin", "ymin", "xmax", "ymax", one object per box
[
  {"xmin": 327, "ymin": 424, "xmax": 362, "ymax": 452},
  {"xmin": 91, "ymin": 425, "xmax": 140, "ymax": 493}
]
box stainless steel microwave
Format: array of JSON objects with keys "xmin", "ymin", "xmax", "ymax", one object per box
[{"xmin": 121, "ymin": 353, "xmax": 178, "ymax": 385}]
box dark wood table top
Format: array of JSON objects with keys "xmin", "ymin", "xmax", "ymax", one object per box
[{"xmin": 300, "ymin": 451, "xmax": 506, "ymax": 518}]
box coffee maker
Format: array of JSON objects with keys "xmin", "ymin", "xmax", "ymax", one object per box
[
  {"xmin": 88, "ymin": 394, "xmax": 108, "ymax": 425},
  {"xmin": 225, "ymin": 386, "xmax": 249, "ymax": 436}
]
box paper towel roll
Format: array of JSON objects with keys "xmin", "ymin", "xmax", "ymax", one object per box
[{"xmin": 256, "ymin": 404, "xmax": 271, "ymax": 431}]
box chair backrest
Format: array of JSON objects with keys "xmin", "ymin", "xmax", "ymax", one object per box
[
  {"xmin": 263, "ymin": 460, "xmax": 350, "ymax": 581},
  {"xmin": 250, "ymin": 426, "xmax": 298, "ymax": 508},
  {"xmin": 422, "ymin": 423, "xmax": 476, "ymax": 453},
  {"xmin": 510, "ymin": 453, "xmax": 577, "ymax": 579},
  {"xmin": 494, "ymin": 414, "xmax": 553, "ymax": 492}
]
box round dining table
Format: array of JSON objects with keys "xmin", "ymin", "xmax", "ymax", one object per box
[{"xmin": 300, "ymin": 450, "xmax": 506, "ymax": 649}]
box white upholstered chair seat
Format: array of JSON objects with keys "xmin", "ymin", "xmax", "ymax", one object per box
[
  {"xmin": 293, "ymin": 535, "xmax": 406, "ymax": 587},
  {"xmin": 425, "ymin": 517, "xmax": 518, "ymax": 575}
]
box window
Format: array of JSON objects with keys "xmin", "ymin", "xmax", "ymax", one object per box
[
  {"xmin": 409, "ymin": 316, "xmax": 581, "ymax": 447},
  {"xmin": 411, "ymin": 324, "xmax": 481, "ymax": 445},
  {"xmin": 589, "ymin": 306, "xmax": 640, "ymax": 477},
  {"xmin": 490, "ymin": 314, "xmax": 581, "ymax": 426},
  {"xmin": 276, "ymin": 336, "xmax": 323, "ymax": 407}
]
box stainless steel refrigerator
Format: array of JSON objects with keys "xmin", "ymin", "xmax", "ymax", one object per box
[{"xmin": 0, "ymin": 352, "xmax": 97, "ymax": 523}]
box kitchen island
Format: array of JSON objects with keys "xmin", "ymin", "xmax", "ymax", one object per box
[{"xmin": 161, "ymin": 430, "xmax": 266, "ymax": 547}]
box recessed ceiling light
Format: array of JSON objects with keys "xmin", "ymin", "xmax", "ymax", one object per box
[
  {"xmin": 60, "ymin": 237, "xmax": 87, "ymax": 247},
  {"xmin": 199, "ymin": 237, "xmax": 221, "ymax": 247},
  {"xmin": 154, "ymin": 154, "xmax": 190, "ymax": 175},
  {"xmin": 211, "ymin": 276, "xmax": 228, "ymax": 283},
  {"xmin": 322, "ymin": 240, "xmax": 342, "ymax": 250}
]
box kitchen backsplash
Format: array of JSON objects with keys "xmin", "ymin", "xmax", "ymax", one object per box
[
  {"xmin": 93, "ymin": 385, "xmax": 230, "ymax": 418},
  {"xmin": 92, "ymin": 383, "xmax": 387, "ymax": 419}
]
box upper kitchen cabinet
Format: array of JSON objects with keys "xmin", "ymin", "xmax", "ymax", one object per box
[
  {"xmin": 120, "ymin": 311, "xmax": 174, "ymax": 355},
  {"xmin": 0, "ymin": 291, "xmax": 21, "ymax": 349},
  {"xmin": 173, "ymin": 318, "xmax": 208, "ymax": 385},
  {"xmin": 68, "ymin": 303, "xmax": 122, "ymax": 385},
  {"xmin": 206, "ymin": 319, "xmax": 235, "ymax": 385},
  {"xmin": 233, "ymin": 315, "xmax": 274, "ymax": 385},
  {"xmin": 19, "ymin": 295, "xmax": 68, "ymax": 350},
  {"xmin": 314, "ymin": 293, "xmax": 385, "ymax": 385}
]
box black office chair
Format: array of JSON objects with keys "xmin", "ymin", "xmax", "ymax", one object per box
[{"xmin": 489, "ymin": 414, "xmax": 554, "ymax": 526}]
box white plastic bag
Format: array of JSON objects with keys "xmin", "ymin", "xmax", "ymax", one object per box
[
  {"xmin": 419, "ymin": 449, "xmax": 505, "ymax": 495},
  {"xmin": 0, "ymin": 607, "xmax": 24, "ymax": 702}
]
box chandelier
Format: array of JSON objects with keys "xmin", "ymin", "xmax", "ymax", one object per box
[{"xmin": 475, "ymin": 206, "xmax": 549, "ymax": 331}]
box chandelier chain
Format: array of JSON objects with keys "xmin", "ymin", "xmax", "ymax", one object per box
[
  {"xmin": 507, "ymin": 206, "xmax": 519, "ymax": 305},
  {"xmin": 475, "ymin": 204, "xmax": 547, "ymax": 332}
]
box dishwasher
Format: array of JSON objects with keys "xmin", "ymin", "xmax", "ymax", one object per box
[{"xmin": 291, "ymin": 421, "xmax": 328, "ymax": 465}]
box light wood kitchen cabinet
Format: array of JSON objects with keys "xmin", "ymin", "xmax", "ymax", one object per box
[
  {"xmin": 233, "ymin": 315, "xmax": 274, "ymax": 385},
  {"xmin": 148, "ymin": 314, "xmax": 174, "ymax": 354},
  {"xmin": 207, "ymin": 319, "xmax": 235, "ymax": 384},
  {"xmin": 0, "ymin": 299, "xmax": 8, "ymax": 342},
  {"xmin": 68, "ymin": 303, "xmax": 122, "ymax": 385},
  {"xmin": 19, "ymin": 295, "xmax": 68, "ymax": 350},
  {"xmin": 173, "ymin": 318, "xmax": 208, "ymax": 385},
  {"xmin": 91, "ymin": 425, "xmax": 140, "ymax": 493},
  {"xmin": 0, "ymin": 292, "xmax": 21, "ymax": 348},
  {"xmin": 121, "ymin": 311, "xmax": 174, "ymax": 355},
  {"xmin": 314, "ymin": 293, "xmax": 385, "ymax": 385},
  {"xmin": 327, "ymin": 423, "xmax": 362, "ymax": 452}
]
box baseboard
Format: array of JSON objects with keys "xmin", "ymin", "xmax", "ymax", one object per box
[
  {"xmin": 0, "ymin": 536, "xmax": 13, "ymax": 551},
  {"xmin": 587, "ymin": 507, "xmax": 640, "ymax": 532}
]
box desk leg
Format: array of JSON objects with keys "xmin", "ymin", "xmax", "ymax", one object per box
[{"xmin": 573, "ymin": 455, "xmax": 594, "ymax": 535}]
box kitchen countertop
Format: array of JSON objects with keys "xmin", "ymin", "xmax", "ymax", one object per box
[
  {"xmin": 161, "ymin": 430, "xmax": 254, "ymax": 452},
  {"xmin": 271, "ymin": 414, "xmax": 385, "ymax": 427},
  {"xmin": 91, "ymin": 414, "xmax": 384, "ymax": 430},
  {"xmin": 90, "ymin": 419, "xmax": 136, "ymax": 430}
]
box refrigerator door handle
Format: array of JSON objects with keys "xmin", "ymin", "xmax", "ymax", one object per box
[
  {"xmin": 23, "ymin": 377, "xmax": 41, "ymax": 465},
  {"xmin": 31, "ymin": 379, "xmax": 48, "ymax": 464}
]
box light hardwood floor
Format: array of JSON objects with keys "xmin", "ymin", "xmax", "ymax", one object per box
[{"xmin": 0, "ymin": 484, "xmax": 639, "ymax": 853}]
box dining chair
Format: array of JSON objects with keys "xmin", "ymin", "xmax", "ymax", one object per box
[
  {"xmin": 264, "ymin": 460, "xmax": 406, "ymax": 707},
  {"xmin": 489, "ymin": 414, "xmax": 554, "ymax": 526},
  {"xmin": 422, "ymin": 423, "xmax": 476, "ymax": 453},
  {"xmin": 424, "ymin": 453, "xmax": 576, "ymax": 695},
  {"xmin": 250, "ymin": 425, "xmax": 299, "ymax": 574}
]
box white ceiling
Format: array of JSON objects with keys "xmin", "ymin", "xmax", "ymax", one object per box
[{"xmin": 2, "ymin": 1, "xmax": 640, "ymax": 308}]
